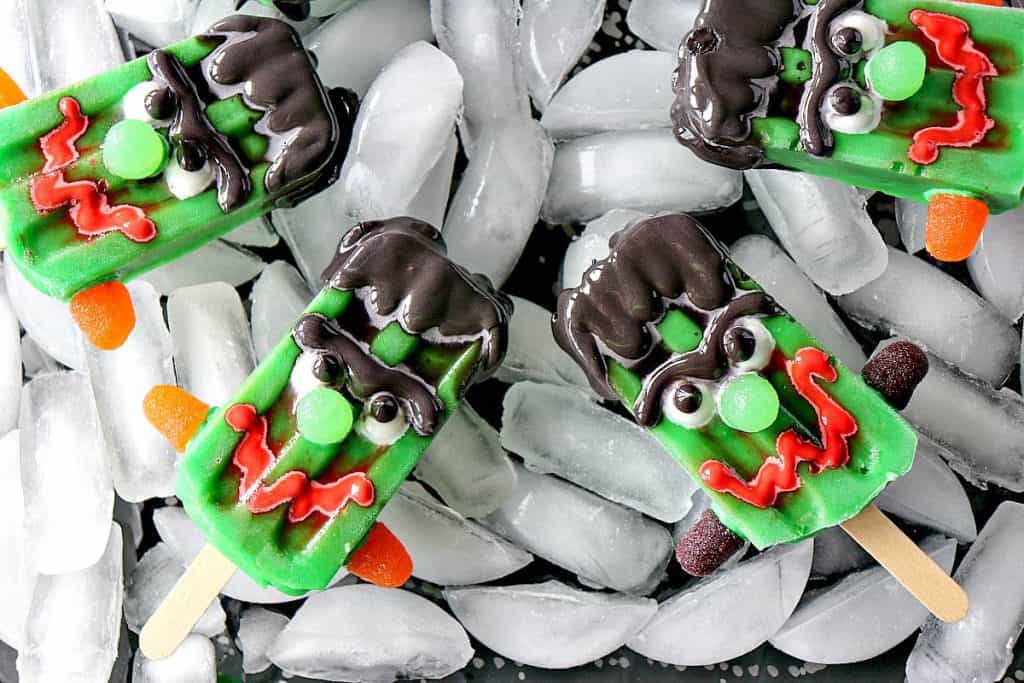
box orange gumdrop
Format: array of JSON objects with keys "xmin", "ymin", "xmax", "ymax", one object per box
[
  {"xmin": 143, "ymin": 385, "xmax": 210, "ymax": 452},
  {"xmin": 70, "ymin": 281, "xmax": 136, "ymax": 350},
  {"xmin": 347, "ymin": 522, "xmax": 413, "ymax": 588},
  {"xmin": 0, "ymin": 68, "xmax": 25, "ymax": 109},
  {"xmin": 925, "ymin": 194, "xmax": 989, "ymax": 263}
]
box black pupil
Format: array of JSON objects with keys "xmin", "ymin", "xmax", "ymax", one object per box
[
  {"xmin": 724, "ymin": 327, "xmax": 757, "ymax": 364},
  {"xmin": 312, "ymin": 355, "xmax": 341, "ymax": 383},
  {"xmin": 832, "ymin": 27, "xmax": 863, "ymax": 56},
  {"xmin": 144, "ymin": 87, "xmax": 176, "ymax": 121},
  {"xmin": 176, "ymin": 140, "xmax": 208, "ymax": 173},
  {"xmin": 673, "ymin": 384, "xmax": 703, "ymax": 414},
  {"xmin": 686, "ymin": 28, "xmax": 719, "ymax": 55},
  {"xmin": 369, "ymin": 395, "xmax": 400, "ymax": 424},
  {"xmin": 830, "ymin": 86, "xmax": 862, "ymax": 116}
]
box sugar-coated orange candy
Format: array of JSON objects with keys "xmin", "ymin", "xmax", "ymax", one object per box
[
  {"xmin": 347, "ymin": 522, "xmax": 413, "ymax": 588},
  {"xmin": 925, "ymin": 194, "xmax": 989, "ymax": 263},
  {"xmin": 144, "ymin": 385, "xmax": 210, "ymax": 452},
  {"xmin": 70, "ymin": 281, "xmax": 136, "ymax": 349},
  {"xmin": 0, "ymin": 68, "xmax": 25, "ymax": 109}
]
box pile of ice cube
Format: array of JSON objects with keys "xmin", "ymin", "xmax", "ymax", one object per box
[{"xmin": 2, "ymin": 0, "xmax": 1024, "ymax": 681}]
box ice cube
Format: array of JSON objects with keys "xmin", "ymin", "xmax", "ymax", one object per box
[
  {"xmin": 0, "ymin": 431, "xmax": 32, "ymax": 651},
  {"xmin": 0, "ymin": 263, "xmax": 21, "ymax": 435},
  {"xmin": 541, "ymin": 50, "xmax": 676, "ymax": 140},
  {"xmin": 493, "ymin": 296, "xmax": 594, "ymax": 393},
  {"xmin": 191, "ymin": 0, "xmax": 318, "ymax": 34},
  {"xmin": 250, "ymin": 261, "xmax": 313, "ymax": 361},
  {"xmin": 305, "ymin": 0, "xmax": 433, "ymax": 97},
  {"xmin": 20, "ymin": 336, "xmax": 59, "ymax": 379},
  {"xmin": 141, "ymin": 240, "xmax": 265, "ymax": 295},
  {"xmin": 896, "ymin": 198, "xmax": 928, "ymax": 254},
  {"xmin": 443, "ymin": 119, "xmax": 554, "ymax": 286},
  {"xmin": 627, "ymin": 541, "xmax": 813, "ymax": 665},
  {"xmin": 405, "ymin": 133, "xmax": 457, "ymax": 230},
  {"xmin": 773, "ymin": 535, "xmax": 955, "ymax": 664},
  {"xmin": 542, "ymin": 129, "xmax": 742, "ymax": 224},
  {"xmin": 907, "ymin": 503, "xmax": 1024, "ymax": 683},
  {"xmin": 104, "ymin": 0, "xmax": 198, "ymax": 47},
  {"xmin": 414, "ymin": 404, "xmax": 517, "ymax": 519},
  {"xmin": 811, "ymin": 526, "xmax": 873, "ymax": 579},
  {"xmin": 124, "ymin": 543, "xmax": 226, "ymax": 637},
  {"xmin": 431, "ymin": 0, "xmax": 530, "ymax": 152},
  {"xmin": 502, "ymin": 382, "xmax": 694, "ymax": 522},
  {"xmin": 483, "ymin": 462, "xmax": 673, "ymax": 593},
  {"xmin": 20, "ymin": 371, "xmax": 112, "ymax": 574},
  {"xmin": 22, "ymin": 0, "xmax": 124, "ymax": 92},
  {"xmin": 132, "ymin": 634, "xmax": 216, "ymax": 683},
  {"xmin": 237, "ymin": 607, "xmax": 289, "ymax": 674},
  {"xmin": 839, "ymin": 248, "xmax": 1016, "ymax": 386},
  {"xmin": 520, "ymin": 0, "xmax": 605, "ymax": 110},
  {"xmin": 967, "ymin": 205, "xmax": 1024, "ymax": 323},
  {"xmin": 745, "ymin": 170, "xmax": 888, "ymax": 295},
  {"xmin": 0, "ymin": 0, "xmax": 38, "ymax": 96},
  {"xmin": 445, "ymin": 580, "xmax": 656, "ymax": 669},
  {"xmin": 167, "ymin": 282, "xmax": 256, "ymax": 406},
  {"xmin": 625, "ymin": 0, "xmax": 701, "ymax": 52},
  {"xmin": 222, "ymin": 218, "xmax": 279, "ymax": 248},
  {"xmin": 86, "ymin": 281, "xmax": 176, "ymax": 502},
  {"xmin": 267, "ymin": 584, "xmax": 473, "ymax": 681},
  {"xmin": 378, "ymin": 482, "xmax": 533, "ymax": 585},
  {"xmin": 729, "ymin": 234, "xmax": 867, "ymax": 372},
  {"xmin": 17, "ymin": 524, "xmax": 123, "ymax": 683},
  {"xmin": 4, "ymin": 262, "xmax": 84, "ymax": 370},
  {"xmin": 873, "ymin": 339, "xmax": 1024, "ymax": 491},
  {"xmin": 561, "ymin": 209, "xmax": 650, "ymax": 290}
]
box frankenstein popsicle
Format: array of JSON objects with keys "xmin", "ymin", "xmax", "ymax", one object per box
[
  {"xmin": 0, "ymin": 15, "xmax": 356, "ymax": 348},
  {"xmin": 553, "ymin": 214, "xmax": 965, "ymax": 620},
  {"xmin": 139, "ymin": 217, "xmax": 510, "ymax": 658},
  {"xmin": 672, "ymin": 0, "xmax": 1024, "ymax": 261}
]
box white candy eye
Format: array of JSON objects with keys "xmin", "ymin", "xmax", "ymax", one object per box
[
  {"xmin": 357, "ymin": 393, "xmax": 408, "ymax": 445},
  {"xmin": 662, "ymin": 381, "xmax": 716, "ymax": 430},
  {"xmin": 821, "ymin": 84, "xmax": 881, "ymax": 135},
  {"xmin": 829, "ymin": 10, "xmax": 886, "ymax": 59},
  {"xmin": 121, "ymin": 81, "xmax": 174, "ymax": 127},
  {"xmin": 164, "ymin": 154, "xmax": 215, "ymax": 200},
  {"xmin": 291, "ymin": 351, "xmax": 343, "ymax": 396},
  {"xmin": 723, "ymin": 317, "xmax": 776, "ymax": 372}
]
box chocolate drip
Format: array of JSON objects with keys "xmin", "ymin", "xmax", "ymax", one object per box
[
  {"xmin": 202, "ymin": 15, "xmax": 345, "ymax": 200},
  {"xmin": 148, "ymin": 50, "xmax": 252, "ymax": 212},
  {"xmin": 672, "ymin": 0, "xmax": 801, "ymax": 169},
  {"xmin": 322, "ymin": 217, "xmax": 512, "ymax": 381},
  {"xmin": 293, "ymin": 314, "xmax": 443, "ymax": 436},
  {"xmin": 798, "ymin": 0, "xmax": 860, "ymax": 157}
]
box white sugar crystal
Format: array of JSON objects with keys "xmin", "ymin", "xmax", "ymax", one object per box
[
  {"xmin": 502, "ymin": 381, "xmax": 694, "ymax": 522},
  {"xmin": 379, "ymin": 482, "xmax": 533, "ymax": 585},
  {"xmin": 268, "ymin": 584, "xmax": 473, "ymax": 681},
  {"xmin": 132, "ymin": 634, "xmax": 216, "ymax": 683},
  {"xmin": 520, "ymin": 0, "xmax": 605, "ymax": 109},
  {"xmin": 105, "ymin": 0, "xmax": 199, "ymax": 47},
  {"xmin": 0, "ymin": 431, "xmax": 32, "ymax": 651},
  {"xmin": 543, "ymin": 129, "xmax": 742, "ymax": 224},
  {"xmin": 250, "ymin": 261, "xmax": 312, "ymax": 361},
  {"xmin": 142, "ymin": 240, "xmax": 265, "ymax": 295},
  {"xmin": 445, "ymin": 580, "xmax": 656, "ymax": 669},
  {"xmin": 443, "ymin": 119, "xmax": 554, "ymax": 286},
  {"xmin": 561, "ymin": 209, "xmax": 650, "ymax": 290},
  {"xmin": 839, "ymin": 248, "xmax": 1017, "ymax": 386},
  {"xmin": 494, "ymin": 296, "xmax": 594, "ymax": 392},
  {"xmin": 124, "ymin": 543, "xmax": 225, "ymax": 638},
  {"xmin": 20, "ymin": 371, "xmax": 112, "ymax": 574},
  {"xmin": 238, "ymin": 607, "xmax": 289, "ymax": 674},
  {"xmin": 967, "ymin": 205, "xmax": 1024, "ymax": 322},
  {"xmin": 627, "ymin": 541, "xmax": 813, "ymax": 665},
  {"xmin": 0, "ymin": 263, "xmax": 20, "ymax": 435},
  {"xmin": 746, "ymin": 170, "xmax": 887, "ymax": 296},
  {"xmin": 5, "ymin": 262, "xmax": 84, "ymax": 370},
  {"xmin": 23, "ymin": 0, "xmax": 124, "ymax": 92},
  {"xmin": 626, "ymin": 0, "xmax": 702, "ymax": 52},
  {"xmin": 541, "ymin": 50, "xmax": 676, "ymax": 140}
]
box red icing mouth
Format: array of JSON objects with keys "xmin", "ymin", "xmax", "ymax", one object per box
[
  {"xmin": 29, "ymin": 97, "xmax": 156, "ymax": 243},
  {"xmin": 698, "ymin": 347, "xmax": 859, "ymax": 509},
  {"xmin": 226, "ymin": 403, "xmax": 375, "ymax": 524},
  {"xmin": 907, "ymin": 10, "xmax": 997, "ymax": 165}
]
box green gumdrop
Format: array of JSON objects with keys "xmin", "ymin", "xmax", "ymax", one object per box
[
  {"xmin": 866, "ymin": 41, "xmax": 927, "ymax": 102},
  {"xmin": 102, "ymin": 119, "xmax": 168, "ymax": 180},
  {"xmin": 780, "ymin": 47, "xmax": 813, "ymax": 85},
  {"xmin": 717, "ymin": 373, "xmax": 780, "ymax": 433},
  {"xmin": 296, "ymin": 387, "xmax": 354, "ymax": 445}
]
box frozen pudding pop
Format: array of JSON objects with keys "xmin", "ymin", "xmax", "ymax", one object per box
[
  {"xmin": 139, "ymin": 217, "xmax": 511, "ymax": 659},
  {"xmin": 0, "ymin": 15, "xmax": 357, "ymax": 349},
  {"xmin": 553, "ymin": 214, "xmax": 967, "ymax": 622},
  {"xmin": 672, "ymin": 0, "xmax": 1024, "ymax": 262}
]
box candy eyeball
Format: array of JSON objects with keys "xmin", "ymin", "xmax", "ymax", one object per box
[
  {"xmin": 291, "ymin": 351, "xmax": 344, "ymax": 397},
  {"xmin": 821, "ymin": 84, "xmax": 881, "ymax": 135},
  {"xmin": 164, "ymin": 153, "xmax": 215, "ymax": 201},
  {"xmin": 357, "ymin": 393, "xmax": 409, "ymax": 445},
  {"xmin": 723, "ymin": 317, "xmax": 776, "ymax": 372},
  {"xmin": 121, "ymin": 81, "xmax": 175, "ymax": 127},
  {"xmin": 828, "ymin": 10, "xmax": 886, "ymax": 59},
  {"xmin": 662, "ymin": 381, "xmax": 716, "ymax": 430}
]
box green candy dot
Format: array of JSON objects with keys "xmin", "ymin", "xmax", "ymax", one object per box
[
  {"xmin": 866, "ymin": 41, "xmax": 927, "ymax": 102},
  {"xmin": 717, "ymin": 373, "xmax": 780, "ymax": 434},
  {"xmin": 103, "ymin": 119, "xmax": 168, "ymax": 180},
  {"xmin": 296, "ymin": 387, "xmax": 354, "ymax": 445},
  {"xmin": 780, "ymin": 47, "xmax": 813, "ymax": 85}
]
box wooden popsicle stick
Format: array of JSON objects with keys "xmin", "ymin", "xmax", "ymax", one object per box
[
  {"xmin": 139, "ymin": 543, "xmax": 237, "ymax": 660},
  {"xmin": 841, "ymin": 504, "xmax": 968, "ymax": 623}
]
